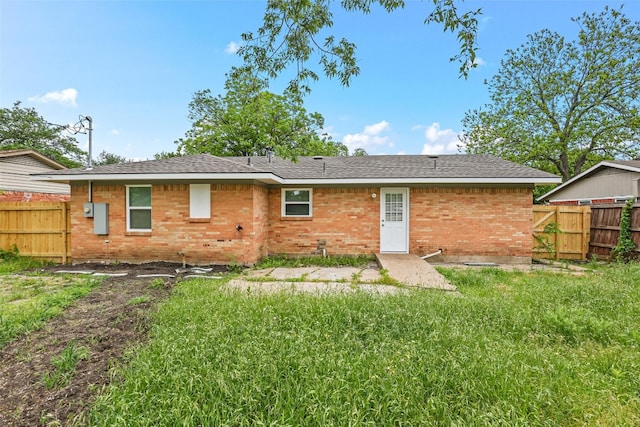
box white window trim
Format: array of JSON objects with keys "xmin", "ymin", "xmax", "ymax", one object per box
[
  {"xmin": 281, "ymin": 188, "xmax": 313, "ymax": 217},
  {"xmin": 126, "ymin": 185, "xmax": 152, "ymax": 232}
]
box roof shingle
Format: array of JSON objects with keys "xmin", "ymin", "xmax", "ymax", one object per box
[{"xmin": 33, "ymin": 153, "xmax": 560, "ymax": 183}]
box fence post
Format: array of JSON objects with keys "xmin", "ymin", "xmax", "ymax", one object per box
[
  {"xmin": 61, "ymin": 202, "xmax": 68, "ymax": 264},
  {"xmin": 582, "ymin": 208, "xmax": 591, "ymax": 260}
]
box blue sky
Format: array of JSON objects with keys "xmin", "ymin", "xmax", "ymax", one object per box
[{"xmin": 1, "ymin": 0, "xmax": 638, "ymax": 161}]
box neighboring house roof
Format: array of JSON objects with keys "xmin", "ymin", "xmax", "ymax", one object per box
[
  {"xmin": 537, "ymin": 160, "xmax": 640, "ymax": 202},
  {"xmin": 0, "ymin": 149, "xmax": 67, "ymax": 170},
  {"xmin": 32, "ymin": 153, "xmax": 561, "ymax": 186}
]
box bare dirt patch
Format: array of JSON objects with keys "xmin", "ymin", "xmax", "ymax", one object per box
[{"xmin": 0, "ymin": 262, "xmax": 229, "ymax": 427}]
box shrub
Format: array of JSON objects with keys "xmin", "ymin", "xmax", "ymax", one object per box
[
  {"xmin": 611, "ymin": 198, "xmax": 637, "ymax": 262},
  {"xmin": 0, "ymin": 244, "xmax": 19, "ymax": 260}
]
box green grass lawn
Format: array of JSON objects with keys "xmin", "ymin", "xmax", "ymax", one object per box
[
  {"xmin": 87, "ymin": 263, "xmax": 640, "ymax": 426},
  {"xmin": 0, "ymin": 257, "xmax": 101, "ymax": 348}
]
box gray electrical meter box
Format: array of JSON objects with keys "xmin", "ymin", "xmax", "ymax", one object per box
[
  {"xmin": 93, "ymin": 203, "xmax": 109, "ymax": 235},
  {"xmin": 83, "ymin": 203, "xmax": 94, "ymax": 218}
]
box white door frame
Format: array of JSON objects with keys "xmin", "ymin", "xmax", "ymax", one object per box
[{"xmin": 380, "ymin": 187, "xmax": 409, "ymax": 253}]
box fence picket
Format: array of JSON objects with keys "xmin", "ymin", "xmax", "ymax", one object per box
[{"xmin": 0, "ymin": 201, "xmax": 71, "ymax": 262}]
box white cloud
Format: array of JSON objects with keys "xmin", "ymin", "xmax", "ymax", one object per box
[
  {"xmin": 28, "ymin": 88, "xmax": 78, "ymax": 107},
  {"xmin": 225, "ymin": 41, "xmax": 240, "ymax": 54},
  {"xmin": 110, "ymin": 129, "xmax": 120, "ymax": 136},
  {"xmin": 364, "ymin": 120, "xmax": 390, "ymax": 135},
  {"xmin": 473, "ymin": 57, "xmax": 486, "ymax": 66},
  {"xmin": 343, "ymin": 120, "xmax": 393, "ymax": 152},
  {"xmin": 420, "ymin": 122, "xmax": 462, "ymax": 155}
]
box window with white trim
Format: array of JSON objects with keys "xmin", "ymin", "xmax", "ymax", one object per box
[
  {"xmin": 190, "ymin": 184, "xmax": 211, "ymax": 219},
  {"xmin": 127, "ymin": 185, "xmax": 152, "ymax": 231},
  {"xmin": 282, "ymin": 189, "xmax": 312, "ymax": 217}
]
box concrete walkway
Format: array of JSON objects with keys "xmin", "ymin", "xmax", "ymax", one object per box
[{"xmin": 375, "ymin": 253, "xmax": 457, "ymax": 291}]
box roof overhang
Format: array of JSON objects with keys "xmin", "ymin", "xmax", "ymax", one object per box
[
  {"xmin": 32, "ymin": 173, "xmax": 559, "ymax": 186},
  {"xmin": 281, "ymin": 177, "xmax": 559, "ymax": 185},
  {"xmin": 31, "ymin": 172, "xmax": 285, "ymax": 185}
]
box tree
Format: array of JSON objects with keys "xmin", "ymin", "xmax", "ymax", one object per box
[
  {"xmin": 239, "ymin": 0, "xmax": 481, "ymax": 93},
  {"xmin": 176, "ymin": 67, "xmax": 348, "ymax": 158},
  {"xmin": 153, "ymin": 151, "xmax": 180, "ymax": 160},
  {"xmin": 0, "ymin": 101, "xmax": 87, "ymax": 168},
  {"xmin": 352, "ymin": 148, "xmax": 368, "ymax": 156},
  {"xmin": 94, "ymin": 150, "xmax": 128, "ymax": 165},
  {"xmin": 461, "ymin": 6, "xmax": 640, "ymax": 182}
]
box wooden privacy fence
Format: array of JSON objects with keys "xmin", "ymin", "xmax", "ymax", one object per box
[
  {"xmin": 0, "ymin": 202, "xmax": 71, "ymax": 262},
  {"xmin": 589, "ymin": 204, "xmax": 640, "ymax": 259},
  {"xmin": 533, "ymin": 205, "xmax": 591, "ymax": 260}
]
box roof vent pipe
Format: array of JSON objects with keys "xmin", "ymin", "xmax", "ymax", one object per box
[
  {"xmin": 323, "ymin": 162, "xmax": 326, "ymax": 175},
  {"xmin": 428, "ymin": 155, "xmax": 438, "ymax": 170},
  {"xmin": 267, "ymin": 147, "xmax": 273, "ymax": 163},
  {"xmin": 247, "ymin": 157, "xmax": 252, "ymax": 166}
]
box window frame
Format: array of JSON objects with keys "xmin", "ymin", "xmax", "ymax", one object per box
[
  {"xmin": 126, "ymin": 185, "xmax": 152, "ymax": 232},
  {"xmin": 281, "ymin": 188, "xmax": 313, "ymax": 218}
]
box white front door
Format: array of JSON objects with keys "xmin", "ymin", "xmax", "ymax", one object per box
[{"xmin": 380, "ymin": 188, "xmax": 409, "ymax": 253}]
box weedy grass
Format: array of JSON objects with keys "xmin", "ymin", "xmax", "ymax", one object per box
[
  {"xmin": 0, "ymin": 256, "xmax": 50, "ymax": 274},
  {"xmin": 0, "ymin": 267, "xmax": 101, "ymax": 348},
  {"xmin": 255, "ymin": 254, "xmax": 374, "ymax": 269},
  {"xmin": 88, "ymin": 264, "xmax": 640, "ymax": 426},
  {"xmin": 127, "ymin": 295, "xmax": 151, "ymax": 305},
  {"xmin": 43, "ymin": 341, "xmax": 90, "ymax": 389}
]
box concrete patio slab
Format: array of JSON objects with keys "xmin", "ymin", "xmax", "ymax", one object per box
[
  {"xmin": 246, "ymin": 268, "xmax": 275, "ymax": 278},
  {"xmin": 306, "ymin": 267, "xmax": 361, "ymax": 281},
  {"xmin": 268, "ymin": 267, "xmax": 319, "ymax": 279},
  {"xmin": 358, "ymin": 268, "xmax": 383, "ymax": 283},
  {"xmin": 375, "ymin": 253, "xmax": 457, "ymax": 291},
  {"xmin": 225, "ymin": 279, "xmax": 404, "ymax": 295}
]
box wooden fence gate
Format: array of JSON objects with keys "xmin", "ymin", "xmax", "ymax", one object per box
[
  {"xmin": 0, "ymin": 202, "xmax": 71, "ymax": 262},
  {"xmin": 533, "ymin": 205, "xmax": 591, "ymax": 260}
]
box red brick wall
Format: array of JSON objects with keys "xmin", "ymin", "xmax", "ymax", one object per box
[
  {"xmin": 251, "ymin": 185, "xmax": 269, "ymax": 260},
  {"xmin": 70, "ymin": 183, "xmax": 267, "ymax": 265},
  {"xmin": 549, "ymin": 198, "xmax": 615, "ymax": 205},
  {"xmin": 410, "ymin": 187, "xmax": 533, "ymax": 259},
  {"xmin": 268, "ymin": 187, "xmax": 380, "ymax": 256},
  {"xmin": 268, "ymin": 186, "xmax": 533, "ymax": 260},
  {"xmin": 0, "ymin": 191, "xmax": 69, "ymax": 202},
  {"xmin": 69, "ymin": 183, "xmax": 533, "ymax": 264}
]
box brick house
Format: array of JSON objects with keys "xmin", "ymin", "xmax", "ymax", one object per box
[
  {"xmin": 538, "ymin": 160, "xmax": 640, "ymax": 205},
  {"xmin": 0, "ymin": 149, "xmax": 70, "ymax": 201},
  {"xmin": 32, "ymin": 153, "xmax": 560, "ymax": 265}
]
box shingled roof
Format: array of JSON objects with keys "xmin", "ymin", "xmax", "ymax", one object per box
[{"xmin": 32, "ymin": 153, "xmax": 560, "ymax": 185}]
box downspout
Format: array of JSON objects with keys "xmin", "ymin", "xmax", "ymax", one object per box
[{"xmin": 421, "ymin": 249, "xmax": 442, "ymax": 260}]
